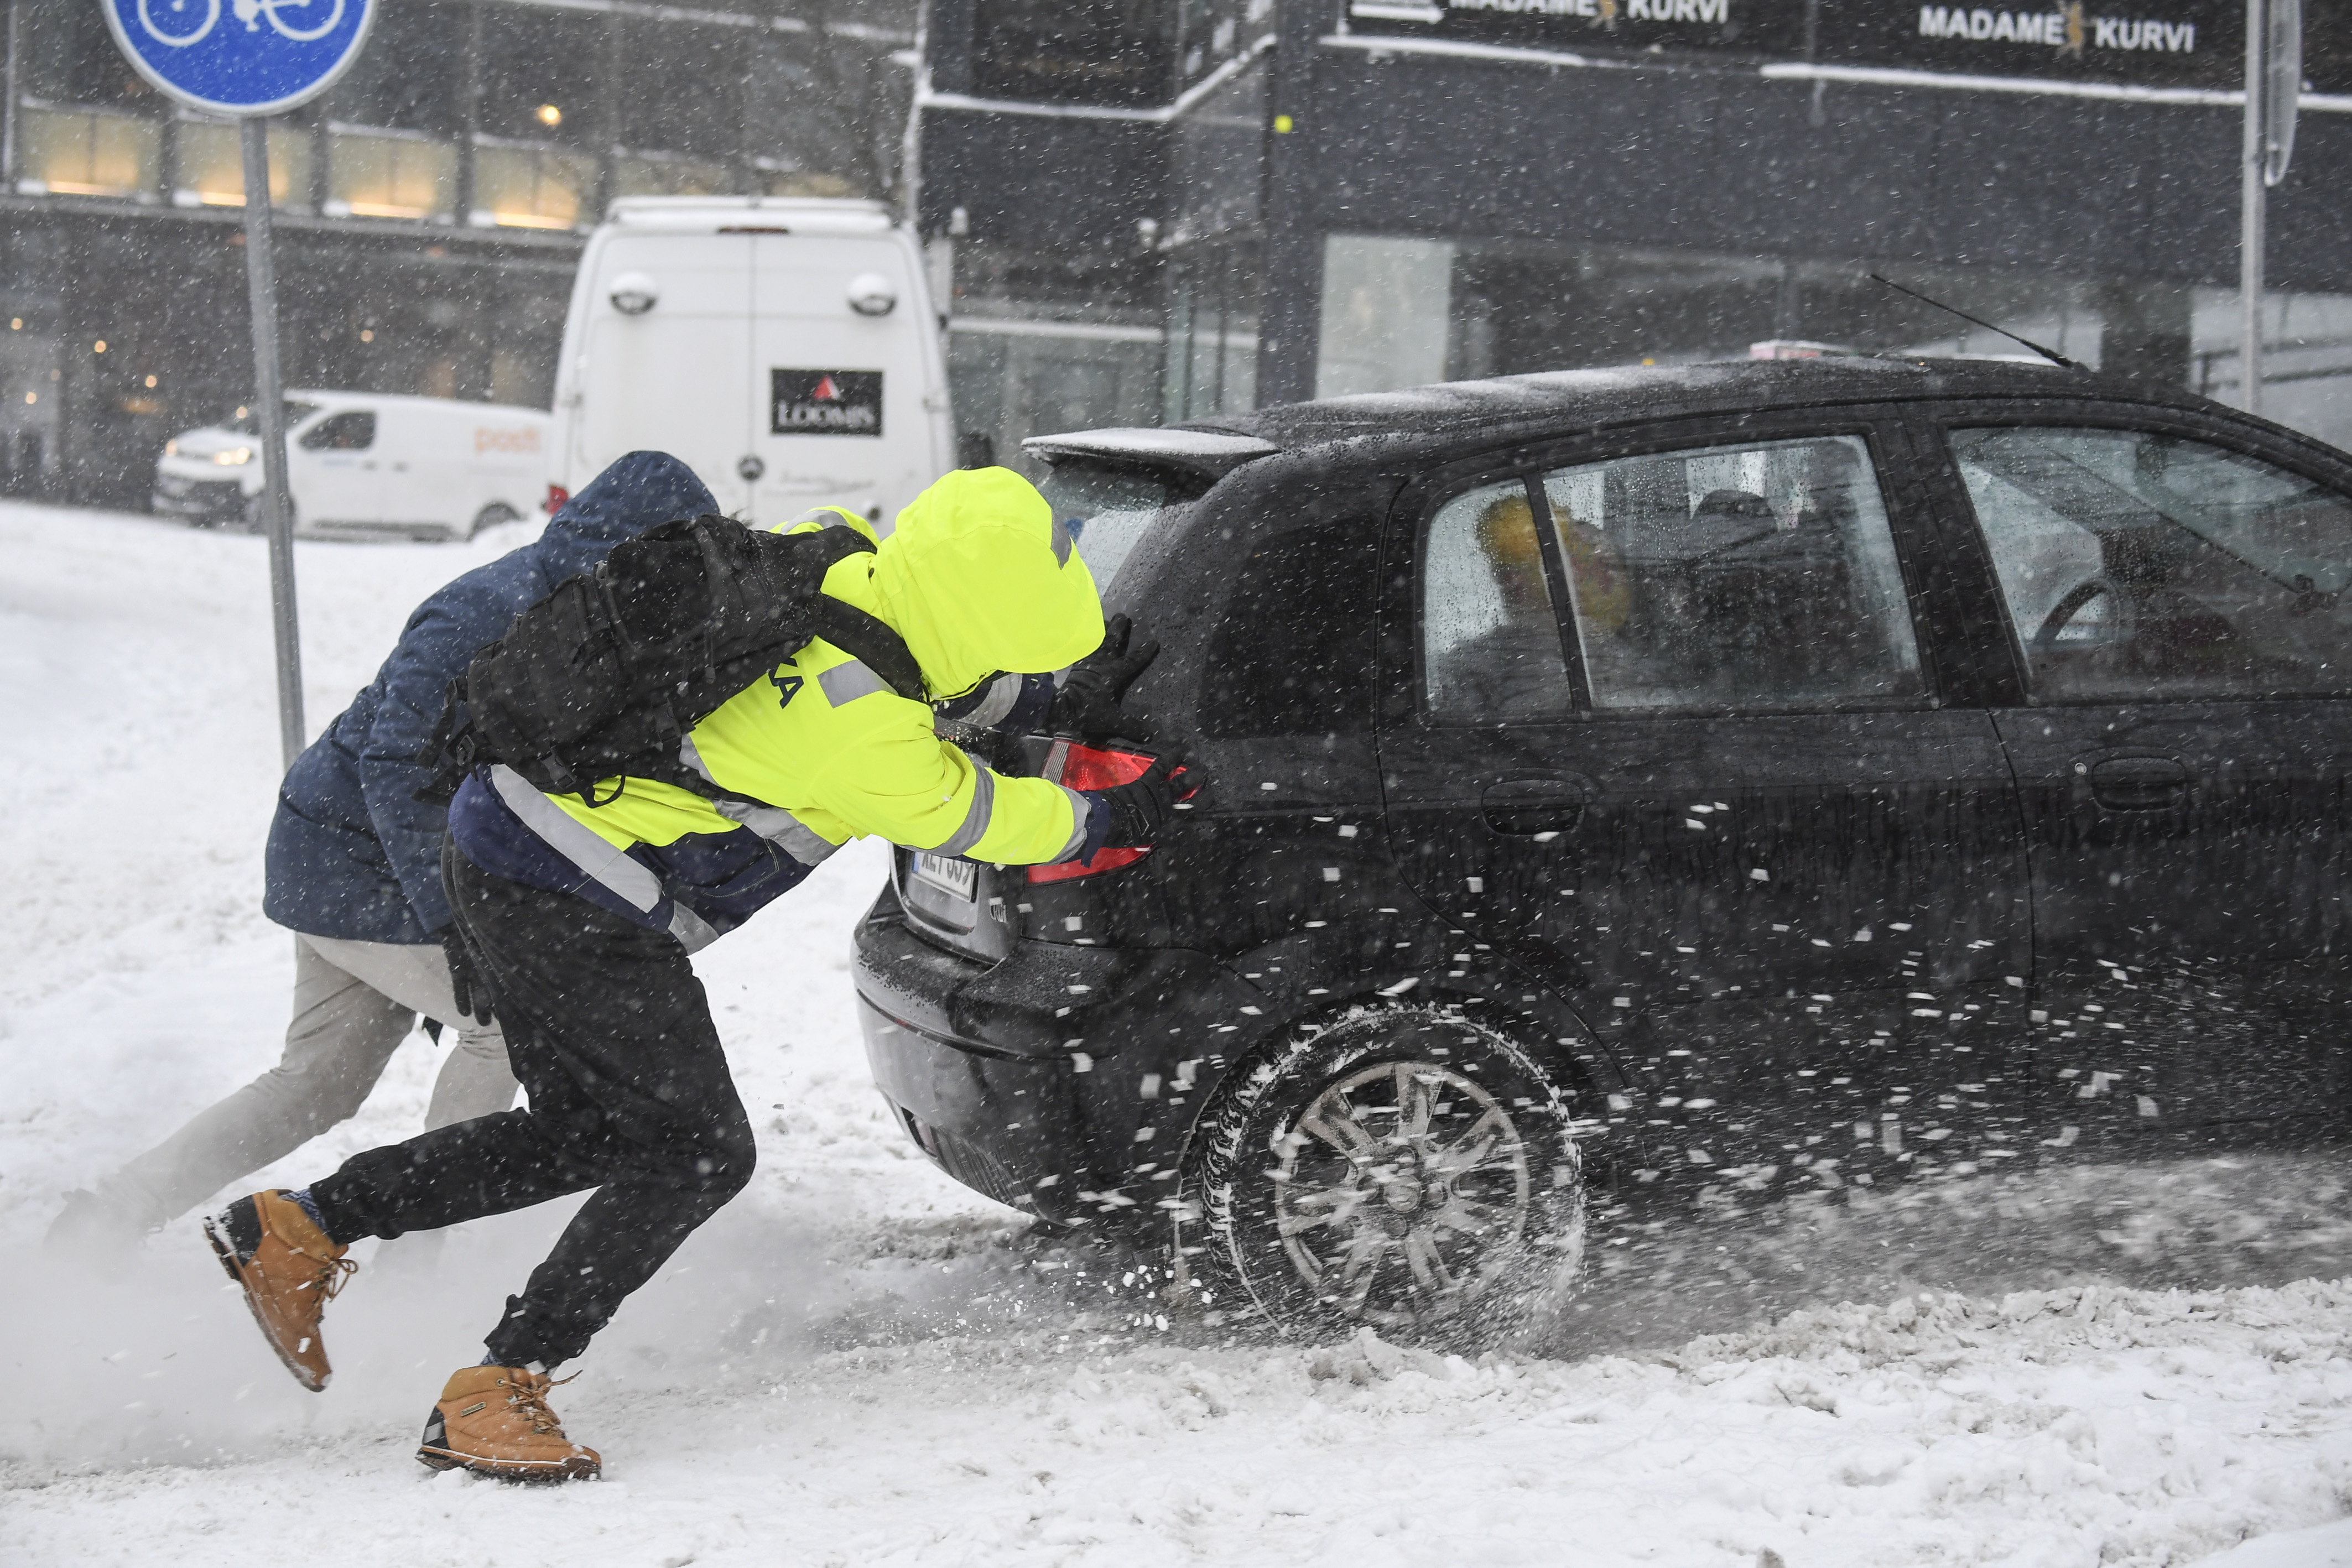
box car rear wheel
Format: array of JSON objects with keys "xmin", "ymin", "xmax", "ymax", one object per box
[
  {"xmin": 1180, "ymin": 1006, "xmax": 1586, "ymax": 1348},
  {"xmin": 468, "ymin": 502, "xmax": 522, "ymax": 539}
]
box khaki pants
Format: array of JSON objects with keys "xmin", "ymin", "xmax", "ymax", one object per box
[{"xmin": 92, "ymin": 934, "xmax": 519, "ymax": 1231}]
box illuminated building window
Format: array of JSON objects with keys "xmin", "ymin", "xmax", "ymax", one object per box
[
  {"xmin": 172, "ymin": 119, "xmax": 313, "ymax": 210},
  {"xmin": 17, "ymin": 105, "xmax": 160, "ymax": 200},
  {"xmin": 759, "ymin": 168, "xmax": 858, "ymax": 199},
  {"xmin": 612, "ymin": 154, "xmax": 732, "ymax": 199},
  {"xmin": 325, "ymin": 130, "xmax": 457, "ymax": 222},
  {"xmin": 471, "ymin": 144, "xmax": 598, "ymax": 231}
]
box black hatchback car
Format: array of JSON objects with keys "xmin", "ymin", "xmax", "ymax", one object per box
[{"xmin": 854, "ymin": 357, "xmax": 2352, "ymax": 1342}]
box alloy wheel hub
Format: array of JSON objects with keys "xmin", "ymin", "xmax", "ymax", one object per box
[{"xmin": 1272, "ymin": 1059, "xmax": 1534, "ymax": 1328}]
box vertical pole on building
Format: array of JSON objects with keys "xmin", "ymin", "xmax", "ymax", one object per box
[
  {"xmin": 2241, "ymin": 0, "xmax": 2265, "ymax": 416},
  {"xmin": 2, "ymin": 0, "xmax": 22, "ymax": 188},
  {"xmin": 1257, "ymin": 0, "xmax": 1326, "ymax": 405},
  {"xmin": 240, "ymin": 117, "xmax": 306, "ymax": 769},
  {"xmin": 901, "ymin": 11, "xmax": 927, "ymax": 231}
]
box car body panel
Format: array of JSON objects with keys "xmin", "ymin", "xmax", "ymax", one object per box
[
  {"xmin": 1907, "ymin": 398, "xmax": 2352, "ymax": 1139},
  {"xmin": 854, "ymin": 359, "xmax": 2352, "ymax": 1228}
]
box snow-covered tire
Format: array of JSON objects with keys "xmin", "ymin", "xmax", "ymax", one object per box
[
  {"xmin": 467, "ymin": 502, "xmax": 522, "ymax": 539},
  {"xmin": 1180, "ymin": 1006, "xmax": 1586, "ymax": 1350}
]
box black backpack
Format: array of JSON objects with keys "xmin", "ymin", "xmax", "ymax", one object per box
[{"xmin": 417, "ymin": 514, "xmax": 924, "ymax": 806}]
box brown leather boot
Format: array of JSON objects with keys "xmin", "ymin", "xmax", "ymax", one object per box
[
  {"xmin": 417, "ymin": 1366, "xmax": 602, "ymax": 1483},
  {"xmin": 203, "ymin": 1190, "xmax": 355, "ymax": 1392}
]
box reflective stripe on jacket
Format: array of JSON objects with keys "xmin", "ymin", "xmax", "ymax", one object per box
[
  {"xmin": 263, "ymin": 451, "xmax": 717, "ymax": 943},
  {"xmin": 446, "ymin": 469, "xmax": 1104, "ymax": 942}
]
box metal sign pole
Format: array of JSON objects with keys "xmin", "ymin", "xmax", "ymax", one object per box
[
  {"xmin": 240, "ymin": 118, "xmax": 305, "ymax": 768},
  {"xmin": 99, "ymin": 0, "xmax": 376, "ymax": 771},
  {"xmin": 2241, "ymin": 0, "xmax": 2266, "ymax": 416}
]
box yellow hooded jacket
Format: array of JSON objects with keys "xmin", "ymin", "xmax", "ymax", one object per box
[{"xmin": 450, "ymin": 468, "xmax": 1106, "ymax": 944}]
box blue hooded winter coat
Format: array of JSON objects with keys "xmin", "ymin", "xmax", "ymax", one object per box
[{"xmin": 262, "ymin": 451, "xmax": 717, "ymax": 944}]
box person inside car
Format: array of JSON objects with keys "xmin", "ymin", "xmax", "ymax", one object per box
[
  {"xmin": 199, "ymin": 466, "xmax": 1182, "ymax": 1483},
  {"xmin": 1438, "ymin": 488, "xmax": 1626, "ymax": 717}
]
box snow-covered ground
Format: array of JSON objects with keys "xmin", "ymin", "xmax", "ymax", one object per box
[{"xmin": 3, "ymin": 498, "xmax": 2350, "ymax": 1567}]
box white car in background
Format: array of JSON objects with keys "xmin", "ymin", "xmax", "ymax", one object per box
[{"xmin": 153, "ymin": 391, "xmax": 549, "ymax": 542}]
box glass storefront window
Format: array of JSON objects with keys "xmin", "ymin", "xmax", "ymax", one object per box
[
  {"xmin": 17, "ymin": 106, "xmax": 160, "ymax": 200},
  {"xmin": 2189, "ymin": 289, "xmax": 2352, "ymax": 455},
  {"xmin": 1163, "ymin": 242, "xmax": 1259, "ymax": 421},
  {"xmin": 613, "ymin": 155, "xmax": 734, "ymax": 200},
  {"xmin": 949, "ymin": 242, "xmax": 1167, "ymax": 482},
  {"xmin": 758, "ymin": 167, "xmax": 860, "ymax": 198},
  {"xmin": 1310, "ymin": 233, "xmax": 2352, "ymax": 456},
  {"xmin": 1315, "ymin": 235, "xmax": 1451, "ymax": 399},
  {"xmin": 172, "ymin": 121, "xmax": 313, "ymax": 210},
  {"xmin": 325, "ymin": 131, "xmax": 458, "ymax": 222},
  {"xmin": 471, "ymin": 145, "xmax": 599, "ymax": 231}
]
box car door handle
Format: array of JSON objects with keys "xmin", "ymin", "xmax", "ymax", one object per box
[
  {"xmin": 2086, "ymin": 755, "xmax": 2189, "ymax": 810},
  {"xmin": 1482, "ymin": 777, "xmax": 1591, "ymax": 836}
]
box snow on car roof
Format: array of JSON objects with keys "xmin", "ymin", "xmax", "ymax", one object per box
[
  {"xmin": 602, "ymin": 196, "xmax": 897, "ymax": 235},
  {"xmin": 1162, "ymin": 356, "xmax": 2180, "ymax": 457},
  {"xmin": 1022, "ymin": 427, "xmax": 1282, "ymax": 481}
]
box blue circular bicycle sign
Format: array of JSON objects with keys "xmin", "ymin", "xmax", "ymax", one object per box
[{"xmin": 101, "ymin": 0, "xmax": 375, "ymax": 117}]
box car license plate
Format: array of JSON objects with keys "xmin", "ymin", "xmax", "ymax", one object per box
[{"xmin": 910, "ymin": 851, "xmax": 977, "ymax": 900}]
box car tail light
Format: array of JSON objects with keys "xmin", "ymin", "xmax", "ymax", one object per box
[
  {"xmin": 543, "ymin": 483, "xmax": 570, "ymax": 515},
  {"xmin": 1029, "ymin": 740, "xmax": 1154, "ymax": 884}
]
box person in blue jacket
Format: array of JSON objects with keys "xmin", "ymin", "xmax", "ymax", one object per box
[{"xmin": 46, "ymin": 452, "xmax": 717, "ymax": 1248}]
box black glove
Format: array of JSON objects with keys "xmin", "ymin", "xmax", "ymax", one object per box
[
  {"xmin": 1052, "ymin": 614, "xmax": 1160, "ymax": 740},
  {"xmin": 1094, "ymin": 754, "xmax": 1206, "ymax": 850},
  {"xmin": 439, "ymin": 926, "xmax": 495, "ymax": 1027}
]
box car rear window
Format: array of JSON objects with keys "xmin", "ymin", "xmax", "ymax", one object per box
[{"xmin": 1037, "ymin": 459, "xmax": 1203, "ymax": 589}]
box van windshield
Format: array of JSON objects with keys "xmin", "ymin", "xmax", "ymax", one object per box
[
  {"xmin": 223, "ymin": 400, "xmax": 322, "ymax": 434},
  {"xmin": 1038, "ymin": 460, "xmax": 1203, "ymax": 589}
]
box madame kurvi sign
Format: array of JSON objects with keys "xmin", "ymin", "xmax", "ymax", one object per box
[{"xmin": 1345, "ymin": 0, "xmax": 2348, "ymax": 93}]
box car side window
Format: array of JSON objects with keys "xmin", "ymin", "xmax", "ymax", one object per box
[
  {"xmin": 1952, "ymin": 426, "xmax": 2352, "ymax": 702},
  {"xmin": 1541, "ymin": 434, "xmax": 1926, "ymax": 713},
  {"xmin": 1420, "ymin": 480, "xmax": 1576, "ymax": 722},
  {"xmin": 300, "ymin": 411, "xmax": 376, "ymax": 451}
]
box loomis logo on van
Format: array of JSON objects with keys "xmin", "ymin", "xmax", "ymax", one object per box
[{"xmin": 771, "ymin": 369, "xmax": 883, "ymax": 437}]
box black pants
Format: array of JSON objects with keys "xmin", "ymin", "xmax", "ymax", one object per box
[{"xmin": 309, "ymin": 844, "xmax": 755, "ymax": 1368}]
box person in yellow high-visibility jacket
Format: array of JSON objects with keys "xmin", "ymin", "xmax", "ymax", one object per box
[{"xmin": 202, "ymin": 467, "xmax": 1182, "ymax": 1483}]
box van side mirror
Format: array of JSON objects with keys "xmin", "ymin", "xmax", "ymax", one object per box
[{"xmin": 847, "ymin": 273, "xmax": 897, "ymax": 317}]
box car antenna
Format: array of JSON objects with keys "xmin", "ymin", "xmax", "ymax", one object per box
[{"xmin": 1867, "ymin": 273, "xmax": 2088, "ymax": 372}]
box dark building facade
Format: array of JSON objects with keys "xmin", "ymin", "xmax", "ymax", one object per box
[
  {"xmin": 2, "ymin": 0, "xmax": 913, "ymax": 508},
  {"xmin": 917, "ymin": 0, "xmax": 2352, "ymax": 467},
  {"xmin": 9, "ymin": 0, "xmax": 2351, "ymax": 509}
]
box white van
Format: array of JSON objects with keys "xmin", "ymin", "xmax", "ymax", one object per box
[
  {"xmin": 549, "ymin": 196, "xmax": 954, "ymax": 529},
  {"xmin": 153, "ymin": 391, "xmax": 549, "ymax": 541}
]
